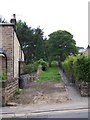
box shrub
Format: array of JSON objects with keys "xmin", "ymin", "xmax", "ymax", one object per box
[
  {"xmin": 62, "ymin": 55, "xmax": 77, "ymax": 75},
  {"xmin": 37, "ymin": 59, "xmax": 48, "ymax": 71},
  {"xmin": 74, "ymin": 55, "xmax": 90, "ymax": 82},
  {"xmin": 62, "ymin": 55, "xmax": 90, "ymax": 82},
  {"xmin": 24, "ymin": 62, "xmax": 38, "ymax": 74},
  {"xmin": 51, "ymin": 61, "xmax": 57, "ymax": 67}
]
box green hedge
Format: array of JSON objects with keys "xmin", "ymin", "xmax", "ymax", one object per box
[{"xmin": 62, "ymin": 55, "xmax": 90, "ymax": 82}]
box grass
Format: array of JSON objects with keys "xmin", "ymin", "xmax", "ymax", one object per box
[
  {"xmin": 0, "ymin": 73, "xmax": 7, "ymax": 80},
  {"xmin": 15, "ymin": 88, "xmax": 23, "ymax": 95},
  {"xmin": 37, "ymin": 67, "xmax": 61, "ymax": 83}
]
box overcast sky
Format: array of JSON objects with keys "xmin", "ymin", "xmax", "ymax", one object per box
[{"xmin": 0, "ymin": 0, "xmax": 89, "ymax": 48}]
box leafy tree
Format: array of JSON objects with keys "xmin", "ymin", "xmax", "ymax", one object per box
[
  {"xmin": 16, "ymin": 20, "xmax": 46, "ymax": 63},
  {"xmin": 16, "ymin": 20, "xmax": 35, "ymax": 63},
  {"xmin": 47, "ymin": 30, "xmax": 78, "ymax": 65},
  {"xmin": 34, "ymin": 27, "xmax": 45, "ymax": 61}
]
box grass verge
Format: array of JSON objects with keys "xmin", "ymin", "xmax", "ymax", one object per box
[{"xmin": 37, "ymin": 67, "xmax": 61, "ymax": 83}]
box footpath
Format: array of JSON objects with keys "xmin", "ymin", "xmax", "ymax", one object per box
[{"xmin": 0, "ymin": 69, "xmax": 89, "ymax": 118}]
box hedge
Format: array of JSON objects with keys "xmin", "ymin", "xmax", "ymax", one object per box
[{"xmin": 62, "ymin": 55, "xmax": 90, "ymax": 82}]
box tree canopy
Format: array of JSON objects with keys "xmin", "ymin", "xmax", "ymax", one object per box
[
  {"xmin": 16, "ymin": 21, "xmax": 78, "ymax": 64},
  {"xmin": 47, "ymin": 30, "xmax": 78, "ymax": 64},
  {"xmin": 16, "ymin": 20, "xmax": 46, "ymax": 63}
]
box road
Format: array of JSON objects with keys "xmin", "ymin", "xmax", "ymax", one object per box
[{"xmin": 1, "ymin": 108, "xmax": 89, "ymax": 119}]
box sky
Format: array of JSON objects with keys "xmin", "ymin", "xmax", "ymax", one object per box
[{"xmin": 0, "ymin": 0, "xmax": 89, "ymax": 48}]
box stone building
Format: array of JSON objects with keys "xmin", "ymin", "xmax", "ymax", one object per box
[
  {"xmin": 0, "ymin": 21, "xmax": 24, "ymax": 79},
  {"xmin": 0, "ymin": 15, "xmax": 25, "ymax": 106}
]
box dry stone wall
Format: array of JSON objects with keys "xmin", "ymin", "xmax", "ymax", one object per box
[{"xmin": 0, "ymin": 78, "xmax": 18, "ymax": 106}]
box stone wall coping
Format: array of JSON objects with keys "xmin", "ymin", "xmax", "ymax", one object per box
[{"xmin": 0, "ymin": 23, "xmax": 15, "ymax": 26}]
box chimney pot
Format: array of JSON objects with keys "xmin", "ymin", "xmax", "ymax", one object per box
[{"xmin": 13, "ymin": 14, "xmax": 16, "ymax": 19}]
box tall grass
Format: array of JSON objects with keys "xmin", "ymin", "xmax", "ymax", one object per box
[{"xmin": 37, "ymin": 67, "xmax": 61, "ymax": 83}]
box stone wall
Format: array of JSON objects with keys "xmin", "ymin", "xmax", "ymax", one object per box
[
  {"xmin": 0, "ymin": 24, "xmax": 24, "ymax": 79},
  {"xmin": 75, "ymin": 81, "xmax": 90, "ymax": 97},
  {"xmin": 0, "ymin": 78, "xmax": 18, "ymax": 106}
]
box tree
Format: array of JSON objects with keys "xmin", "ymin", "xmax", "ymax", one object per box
[
  {"xmin": 16, "ymin": 20, "xmax": 46, "ymax": 63},
  {"xmin": 16, "ymin": 20, "xmax": 35, "ymax": 63},
  {"xmin": 47, "ymin": 30, "xmax": 78, "ymax": 65}
]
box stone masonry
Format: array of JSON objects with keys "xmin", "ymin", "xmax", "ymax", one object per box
[{"xmin": 0, "ymin": 23, "xmax": 24, "ymax": 106}]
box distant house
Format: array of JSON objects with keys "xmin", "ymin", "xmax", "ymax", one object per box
[
  {"xmin": 84, "ymin": 45, "xmax": 90, "ymax": 56},
  {"xmin": 0, "ymin": 15, "xmax": 24, "ymax": 80}
]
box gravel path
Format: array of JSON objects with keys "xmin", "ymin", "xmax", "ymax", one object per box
[{"xmin": 59, "ymin": 69, "xmax": 88, "ymax": 103}]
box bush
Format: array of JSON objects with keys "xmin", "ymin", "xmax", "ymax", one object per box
[
  {"xmin": 51, "ymin": 61, "xmax": 57, "ymax": 67},
  {"xmin": 74, "ymin": 55, "xmax": 90, "ymax": 82},
  {"xmin": 24, "ymin": 62, "xmax": 38, "ymax": 74},
  {"xmin": 62, "ymin": 55, "xmax": 90, "ymax": 82},
  {"xmin": 37, "ymin": 59, "xmax": 48, "ymax": 71},
  {"xmin": 62, "ymin": 55, "xmax": 77, "ymax": 75}
]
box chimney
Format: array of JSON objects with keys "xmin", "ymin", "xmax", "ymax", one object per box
[{"xmin": 10, "ymin": 14, "xmax": 16, "ymax": 25}]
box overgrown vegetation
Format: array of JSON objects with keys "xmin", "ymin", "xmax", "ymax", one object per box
[
  {"xmin": 37, "ymin": 65, "xmax": 61, "ymax": 83},
  {"xmin": 37, "ymin": 59, "xmax": 48, "ymax": 71},
  {"xmin": 24, "ymin": 62, "xmax": 38, "ymax": 74},
  {"xmin": 62, "ymin": 55, "xmax": 90, "ymax": 82},
  {"xmin": 24, "ymin": 59, "xmax": 49, "ymax": 74},
  {"xmin": 15, "ymin": 88, "xmax": 22, "ymax": 95},
  {"xmin": 0, "ymin": 72, "xmax": 7, "ymax": 80}
]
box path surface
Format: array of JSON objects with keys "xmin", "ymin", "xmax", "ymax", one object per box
[
  {"xmin": 1, "ymin": 69, "xmax": 89, "ymax": 117},
  {"xmin": 59, "ymin": 69, "xmax": 88, "ymax": 103},
  {"xmin": 8, "ymin": 80, "xmax": 70, "ymax": 105}
]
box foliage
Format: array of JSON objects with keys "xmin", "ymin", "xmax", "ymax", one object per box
[
  {"xmin": 62, "ymin": 55, "xmax": 90, "ymax": 82},
  {"xmin": 51, "ymin": 61, "xmax": 58, "ymax": 67},
  {"xmin": 24, "ymin": 62, "xmax": 38, "ymax": 74},
  {"xmin": 37, "ymin": 59, "xmax": 48, "ymax": 71},
  {"xmin": 62, "ymin": 55, "xmax": 77, "ymax": 74},
  {"xmin": 0, "ymin": 73, "xmax": 7, "ymax": 80},
  {"xmin": 47, "ymin": 30, "xmax": 78, "ymax": 64},
  {"xmin": 38, "ymin": 67, "xmax": 61, "ymax": 83},
  {"xmin": 74, "ymin": 55, "xmax": 90, "ymax": 82},
  {"xmin": 16, "ymin": 88, "xmax": 22, "ymax": 94},
  {"xmin": 16, "ymin": 20, "xmax": 46, "ymax": 63}
]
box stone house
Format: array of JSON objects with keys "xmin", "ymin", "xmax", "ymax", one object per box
[
  {"xmin": 0, "ymin": 16, "xmax": 25, "ymax": 105},
  {"xmin": 0, "ymin": 23, "xmax": 24, "ymax": 79}
]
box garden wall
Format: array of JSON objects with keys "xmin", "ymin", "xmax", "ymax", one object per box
[
  {"xmin": 75, "ymin": 81, "xmax": 90, "ymax": 97},
  {"xmin": 0, "ymin": 78, "xmax": 18, "ymax": 106}
]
